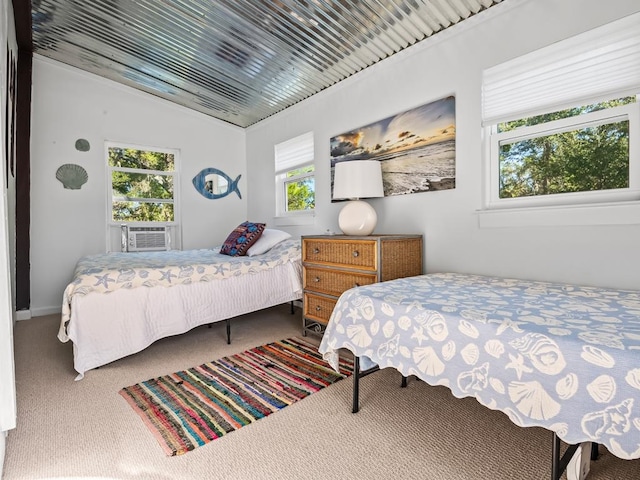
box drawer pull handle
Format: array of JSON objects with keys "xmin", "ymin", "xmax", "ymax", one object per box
[
  {"xmin": 352, "ymin": 250, "xmax": 359, "ymax": 257},
  {"xmin": 313, "ymin": 247, "xmax": 320, "ymax": 254},
  {"xmin": 315, "ymin": 305, "xmax": 322, "ymax": 311},
  {"xmin": 314, "ymin": 277, "xmax": 321, "ymax": 283}
]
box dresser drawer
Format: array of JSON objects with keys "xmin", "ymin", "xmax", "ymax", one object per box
[
  {"xmin": 303, "ymin": 293, "xmax": 337, "ymax": 323},
  {"xmin": 304, "ymin": 266, "xmax": 377, "ymax": 297},
  {"xmin": 303, "ymin": 239, "xmax": 377, "ymax": 270}
]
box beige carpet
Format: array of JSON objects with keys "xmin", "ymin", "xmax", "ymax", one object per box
[{"xmin": 3, "ymin": 305, "xmax": 638, "ymax": 480}]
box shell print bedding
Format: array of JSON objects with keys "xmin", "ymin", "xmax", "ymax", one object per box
[
  {"xmin": 58, "ymin": 239, "xmax": 302, "ymax": 379},
  {"xmin": 319, "ymin": 272, "xmax": 640, "ymax": 460},
  {"xmin": 59, "ymin": 238, "xmax": 301, "ymax": 342}
]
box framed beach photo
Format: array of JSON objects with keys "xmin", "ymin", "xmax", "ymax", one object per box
[{"xmin": 330, "ymin": 96, "xmax": 456, "ymax": 199}]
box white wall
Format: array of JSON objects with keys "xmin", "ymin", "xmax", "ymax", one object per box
[
  {"xmin": 0, "ymin": 0, "xmax": 18, "ymax": 472},
  {"xmin": 30, "ymin": 58, "xmax": 246, "ymax": 315},
  {"xmin": 246, "ymin": 0, "xmax": 640, "ymax": 291},
  {"xmin": 26, "ymin": 0, "xmax": 640, "ymax": 312}
]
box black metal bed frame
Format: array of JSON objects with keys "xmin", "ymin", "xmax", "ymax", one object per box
[
  {"xmin": 351, "ymin": 358, "xmax": 599, "ymax": 480},
  {"xmin": 208, "ymin": 300, "xmax": 297, "ymax": 344}
]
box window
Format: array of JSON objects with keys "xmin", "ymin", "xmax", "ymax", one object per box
[
  {"xmin": 275, "ymin": 132, "xmax": 315, "ymax": 217},
  {"xmin": 491, "ymin": 97, "xmax": 638, "ymax": 207},
  {"xmin": 482, "ymin": 12, "xmax": 640, "ymax": 211},
  {"xmin": 107, "ymin": 142, "xmax": 179, "ymax": 223}
]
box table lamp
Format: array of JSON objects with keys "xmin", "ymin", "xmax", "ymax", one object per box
[{"xmin": 332, "ymin": 160, "xmax": 384, "ymax": 236}]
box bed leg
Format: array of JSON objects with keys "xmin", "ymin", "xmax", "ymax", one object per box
[
  {"xmin": 352, "ymin": 357, "xmax": 360, "ymax": 413},
  {"xmin": 591, "ymin": 443, "xmax": 599, "ymax": 460},
  {"xmin": 551, "ymin": 432, "xmax": 581, "ymax": 480},
  {"xmin": 226, "ymin": 319, "xmax": 231, "ymax": 344},
  {"xmin": 552, "ymin": 432, "xmax": 561, "ymax": 480},
  {"xmin": 401, "ymin": 375, "xmax": 408, "ymax": 388},
  {"xmin": 290, "ymin": 301, "xmax": 294, "ymax": 314},
  {"xmin": 351, "ymin": 358, "xmax": 380, "ymax": 413}
]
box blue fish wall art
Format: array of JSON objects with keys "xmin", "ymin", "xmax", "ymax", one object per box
[{"xmin": 192, "ymin": 168, "xmax": 242, "ymax": 200}]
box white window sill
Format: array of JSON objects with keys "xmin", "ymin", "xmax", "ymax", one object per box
[
  {"xmin": 273, "ymin": 214, "xmax": 315, "ymax": 227},
  {"xmin": 477, "ymin": 201, "xmax": 640, "ymax": 228}
]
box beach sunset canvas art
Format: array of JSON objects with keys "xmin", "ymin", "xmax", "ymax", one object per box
[{"xmin": 330, "ymin": 96, "xmax": 456, "ymax": 198}]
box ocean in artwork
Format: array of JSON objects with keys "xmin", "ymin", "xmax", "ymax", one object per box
[
  {"xmin": 379, "ymin": 139, "xmax": 455, "ymax": 195},
  {"xmin": 330, "ymin": 96, "xmax": 456, "ymax": 198}
]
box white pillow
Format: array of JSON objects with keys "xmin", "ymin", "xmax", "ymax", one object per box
[{"xmin": 246, "ymin": 229, "xmax": 292, "ymax": 256}]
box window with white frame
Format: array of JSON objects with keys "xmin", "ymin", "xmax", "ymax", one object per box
[
  {"xmin": 106, "ymin": 142, "xmax": 179, "ymax": 223},
  {"xmin": 482, "ymin": 13, "xmax": 640, "ymax": 210},
  {"xmin": 275, "ymin": 132, "xmax": 315, "ymax": 216}
]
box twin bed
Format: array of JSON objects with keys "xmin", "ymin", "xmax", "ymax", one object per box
[
  {"xmin": 318, "ymin": 272, "xmax": 640, "ymax": 479},
  {"xmin": 58, "ymin": 237, "xmax": 302, "ymax": 380},
  {"xmin": 58, "ymin": 233, "xmax": 639, "ymax": 477}
]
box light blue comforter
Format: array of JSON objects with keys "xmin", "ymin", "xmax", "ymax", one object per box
[{"xmin": 319, "ymin": 272, "xmax": 640, "ymax": 460}]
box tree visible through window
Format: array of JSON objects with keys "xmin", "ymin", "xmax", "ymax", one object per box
[
  {"xmin": 275, "ymin": 132, "xmax": 315, "ymax": 216},
  {"xmin": 107, "ymin": 144, "xmax": 178, "ymax": 222},
  {"xmin": 482, "ymin": 13, "xmax": 640, "ymax": 211},
  {"xmin": 284, "ymin": 166, "xmax": 315, "ymax": 212},
  {"xmin": 492, "ymin": 97, "xmax": 637, "ymax": 203}
]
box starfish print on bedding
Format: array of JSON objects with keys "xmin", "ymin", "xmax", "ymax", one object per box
[
  {"xmin": 93, "ymin": 274, "xmax": 115, "ymax": 288},
  {"xmin": 159, "ymin": 269, "xmax": 176, "ymax": 283},
  {"xmin": 214, "ymin": 264, "xmax": 229, "ymax": 275},
  {"xmin": 346, "ymin": 307, "xmax": 361, "ymax": 323},
  {"xmin": 411, "ymin": 325, "xmax": 429, "ymax": 345},
  {"xmin": 505, "ymin": 353, "xmax": 533, "ymax": 380}
]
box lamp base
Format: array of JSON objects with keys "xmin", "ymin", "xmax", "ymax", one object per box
[{"xmin": 338, "ymin": 200, "xmax": 378, "ymax": 236}]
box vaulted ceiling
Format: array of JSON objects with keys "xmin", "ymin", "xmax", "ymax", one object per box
[{"xmin": 30, "ymin": 0, "xmax": 504, "ymax": 127}]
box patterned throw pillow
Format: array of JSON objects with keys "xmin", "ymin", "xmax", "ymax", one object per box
[{"xmin": 219, "ymin": 222, "xmax": 266, "ymax": 256}]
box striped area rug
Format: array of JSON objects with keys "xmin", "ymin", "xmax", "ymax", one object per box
[{"xmin": 119, "ymin": 337, "xmax": 353, "ymax": 456}]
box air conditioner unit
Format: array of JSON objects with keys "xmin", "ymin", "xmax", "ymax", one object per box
[{"xmin": 123, "ymin": 226, "xmax": 169, "ymax": 252}]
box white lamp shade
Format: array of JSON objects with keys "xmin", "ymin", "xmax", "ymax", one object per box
[{"xmin": 332, "ymin": 160, "xmax": 384, "ymax": 200}]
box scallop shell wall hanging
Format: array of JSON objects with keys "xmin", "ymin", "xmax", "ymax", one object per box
[{"xmin": 56, "ymin": 164, "xmax": 88, "ymax": 189}]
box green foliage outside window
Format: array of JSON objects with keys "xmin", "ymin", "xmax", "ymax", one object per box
[
  {"xmin": 498, "ymin": 98, "xmax": 634, "ymax": 199},
  {"xmin": 286, "ymin": 178, "xmax": 315, "ymax": 211},
  {"xmin": 285, "ymin": 165, "xmax": 315, "ymax": 211},
  {"xmin": 109, "ymin": 147, "xmax": 175, "ymax": 222}
]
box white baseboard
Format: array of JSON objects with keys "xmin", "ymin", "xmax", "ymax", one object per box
[
  {"xmin": 29, "ymin": 306, "xmax": 62, "ymax": 318},
  {"xmin": 15, "ymin": 310, "xmax": 31, "ymax": 321}
]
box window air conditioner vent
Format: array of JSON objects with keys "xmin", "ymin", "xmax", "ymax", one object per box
[{"xmin": 124, "ymin": 226, "xmax": 169, "ymax": 252}]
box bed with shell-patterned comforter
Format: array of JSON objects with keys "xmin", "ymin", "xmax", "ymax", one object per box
[
  {"xmin": 59, "ymin": 239, "xmax": 302, "ymax": 380},
  {"xmin": 319, "ymin": 272, "xmax": 640, "ymax": 462}
]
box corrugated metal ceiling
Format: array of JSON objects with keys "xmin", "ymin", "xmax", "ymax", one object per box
[{"xmin": 31, "ymin": 0, "xmax": 503, "ymax": 127}]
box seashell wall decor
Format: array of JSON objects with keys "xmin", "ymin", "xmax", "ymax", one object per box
[
  {"xmin": 56, "ymin": 163, "xmax": 88, "ymax": 189},
  {"xmin": 75, "ymin": 138, "xmax": 91, "ymax": 152}
]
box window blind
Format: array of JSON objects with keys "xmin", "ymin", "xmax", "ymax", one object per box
[
  {"xmin": 482, "ymin": 12, "xmax": 640, "ymax": 125},
  {"xmin": 274, "ymin": 131, "xmax": 314, "ymax": 174}
]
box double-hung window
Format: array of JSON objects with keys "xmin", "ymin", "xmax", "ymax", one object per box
[
  {"xmin": 107, "ymin": 142, "xmax": 179, "ymax": 224},
  {"xmin": 482, "ymin": 13, "xmax": 640, "ymax": 214},
  {"xmin": 274, "ymin": 132, "xmax": 315, "ymax": 218}
]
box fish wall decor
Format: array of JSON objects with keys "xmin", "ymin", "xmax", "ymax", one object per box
[{"xmin": 192, "ymin": 168, "xmax": 242, "ymax": 199}]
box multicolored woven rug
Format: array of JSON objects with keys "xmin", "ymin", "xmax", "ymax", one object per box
[{"xmin": 119, "ymin": 337, "xmax": 353, "ymax": 456}]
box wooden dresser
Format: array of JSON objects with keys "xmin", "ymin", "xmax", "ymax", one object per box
[{"xmin": 301, "ymin": 234, "xmax": 423, "ymax": 337}]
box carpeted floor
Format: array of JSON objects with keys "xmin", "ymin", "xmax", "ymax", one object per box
[{"xmin": 3, "ymin": 305, "xmax": 639, "ymax": 479}]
